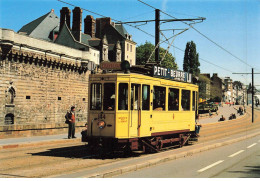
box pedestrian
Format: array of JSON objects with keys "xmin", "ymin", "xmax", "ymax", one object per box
[
  {"xmin": 219, "ymin": 115, "xmax": 225, "ymax": 121},
  {"xmin": 209, "ymin": 110, "xmax": 212, "ymax": 117},
  {"xmin": 65, "ymin": 106, "xmax": 77, "ymax": 139}
]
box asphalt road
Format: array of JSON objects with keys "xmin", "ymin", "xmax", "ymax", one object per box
[{"xmin": 115, "ymin": 134, "xmax": 260, "ymax": 178}]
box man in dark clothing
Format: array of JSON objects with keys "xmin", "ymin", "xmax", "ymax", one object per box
[{"xmin": 65, "ymin": 106, "xmax": 76, "ymax": 139}]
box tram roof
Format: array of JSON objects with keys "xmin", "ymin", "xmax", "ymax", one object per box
[{"xmin": 90, "ymin": 72, "xmax": 198, "ymax": 88}]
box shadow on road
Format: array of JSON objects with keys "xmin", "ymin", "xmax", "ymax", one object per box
[
  {"xmin": 227, "ymin": 165, "xmax": 260, "ymax": 178},
  {"xmin": 29, "ymin": 144, "xmax": 142, "ymax": 160}
]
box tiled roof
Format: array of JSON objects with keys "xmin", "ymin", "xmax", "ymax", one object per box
[
  {"xmin": 115, "ymin": 24, "xmax": 128, "ymax": 38},
  {"xmin": 18, "ymin": 10, "xmax": 59, "ymax": 41}
]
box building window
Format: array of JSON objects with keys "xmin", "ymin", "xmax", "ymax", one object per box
[
  {"xmin": 153, "ymin": 86, "xmax": 166, "ymax": 111},
  {"xmin": 83, "ymin": 98, "xmax": 86, "ymax": 101},
  {"xmin": 58, "ymin": 97, "xmax": 61, "ymax": 100},
  {"xmin": 26, "ymin": 96, "xmax": 31, "ymax": 100},
  {"xmin": 130, "ymin": 45, "xmax": 132, "ymax": 52},
  {"xmin": 127, "ymin": 43, "xmax": 129, "ymax": 51},
  {"xmin": 168, "ymin": 88, "xmax": 179, "ymax": 111},
  {"xmin": 182, "ymin": 90, "xmax": 190, "ymax": 111},
  {"xmin": 118, "ymin": 83, "xmax": 128, "ymax": 110}
]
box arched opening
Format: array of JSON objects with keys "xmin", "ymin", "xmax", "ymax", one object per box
[
  {"xmin": 5, "ymin": 113, "xmax": 14, "ymax": 125},
  {"xmin": 6, "ymin": 87, "xmax": 15, "ymax": 104}
]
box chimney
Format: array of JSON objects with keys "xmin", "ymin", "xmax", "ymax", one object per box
[
  {"xmin": 95, "ymin": 17, "xmax": 111, "ymax": 38},
  {"xmin": 60, "ymin": 7, "xmax": 71, "ymax": 32},
  {"xmin": 84, "ymin": 15, "xmax": 95, "ymax": 38},
  {"xmin": 72, "ymin": 7, "xmax": 82, "ymax": 42}
]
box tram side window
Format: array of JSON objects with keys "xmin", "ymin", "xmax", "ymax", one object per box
[
  {"xmin": 142, "ymin": 85, "xmax": 150, "ymax": 110},
  {"xmin": 181, "ymin": 90, "xmax": 190, "ymax": 111},
  {"xmin": 131, "ymin": 84, "xmax": 140, "ymax": 110},
  {"xmin": 103, "ymin": 83, "xmax": 115, "ymax": 110},
  {"xmin": 118, "ymin": 83, "xmax": 128, "ymax": 110},
  {"xmin": 168, "ymin": 88, "xmax": 179, "ymax": 111},
  {"xmin": 90, "ymin": 83, "xmax": 102, "ymax": 110},
  {"xmin": 192, "ymin": 91, "xmax": 196, "ymax": 111},
  {"xmin": 153, "ymin": 86, "xmax": 166, "ymax": 111}
]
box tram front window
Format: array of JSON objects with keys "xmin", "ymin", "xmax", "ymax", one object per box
[
  {"xmin": 90, "ymin": 83, "xmax": 102, "ymax": 110},
  {"xmin": 118, "ymin": 83, "xmax": 128, "ymax": 110},
  {"xmin": 103, "ymin": 83, "xmax": 115, "ymax": 110}
]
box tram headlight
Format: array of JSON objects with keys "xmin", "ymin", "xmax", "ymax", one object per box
[{"xmin": 97, "ymin": 120, "xmax": 106, "ymax": 129}]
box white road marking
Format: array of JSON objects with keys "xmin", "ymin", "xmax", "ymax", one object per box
[
  {"xmin": 247, "ymin": 143, "xmax": 257, "ymax": 148},
  {"xmin": 197, "ymin": 160, "xmax": 224, "ymax": 173},
  {"xmin": 228, "ymin": 150, "xmax": 244, "ymax": 158}
]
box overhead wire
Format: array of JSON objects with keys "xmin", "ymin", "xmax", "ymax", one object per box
[
  {"xmin": 137, "ymin": 0, "xmax": 257, "ymax": 71},
  {"xmin": 57, "ymin": 0, "xmax": 154, "ymax": 37},
  {"xmin": 57, "ymin": 0, "xmax": 235, "ymax": 74}
]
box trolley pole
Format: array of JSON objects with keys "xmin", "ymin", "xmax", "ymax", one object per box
[{"xmin": 155, "ymin": 9, "xmax": 160, "ymax": 63}]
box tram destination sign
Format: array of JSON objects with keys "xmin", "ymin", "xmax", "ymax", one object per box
[{"xmin": 153, "ymin": 66, "xmax": 192, "ymax": 83}]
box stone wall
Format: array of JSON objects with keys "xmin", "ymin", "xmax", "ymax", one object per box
[
  {"xmin": 0, "ymin": 28, "xmax": 91, "ymax": 138},
  {"xmin": 0, "ymin": 56, "xmax": 89, "ymax": 125}
]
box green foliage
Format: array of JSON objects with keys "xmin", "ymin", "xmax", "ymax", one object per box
[
  {"xmin": 183, "ymin": 41, "xmax": 200, "ymax": 76},
  {"xmin": 136, "ymin": 41, "xmax": 178, "ymax": 69},
  {"xmin": 233, "ymin": 81, "xmax": 243, "ymax": 90}
]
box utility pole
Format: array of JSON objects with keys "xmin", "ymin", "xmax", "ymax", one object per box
[
  {"xmin": 233, "ymin": 68, "xmax": 260, "ymax": 123},
  {"xmin": 252, "ymin": 68, "xmax": 254, "ymax": 123},
  {"xmin": 155, "ymin": 9, "xmax": 160, "ymax": 63},
  {"xmin": 118, "ymin": 12, "xmax": 205, "ymax": 64}
]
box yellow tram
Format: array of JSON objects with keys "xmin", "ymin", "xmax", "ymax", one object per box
[{"xmin": 82, "ymin": 64, "xmax": 199, "ymax": 153}]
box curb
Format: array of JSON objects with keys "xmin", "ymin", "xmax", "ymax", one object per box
[
  {"xmin": 85, "ymin": 131, "xmax": 260, "ymax": 178},
  {"xmin": 0, "ymin": 138, "xmax": 81, "ymax": 150}
]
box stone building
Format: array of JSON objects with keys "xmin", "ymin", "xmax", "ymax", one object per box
[
  {"xmin": 0, "ymin": 27, "xmax": 96, "ymax": 138},
  {"xmin": 0, "ymin": 6, "xmax": 136, "ymax": 138},
  {"xmin": 210, "ymin": 73, "xmax": 223, "ymax": 102},
  {"xmin": 86, "ymin": 15, "xmax": 137, "ymax": 65},
  {"xmin": 18, "ymin": 7, "xmax": 136, "ymax": 65},
  {"xmin": 223, "ymin": 77, "xmax": 234, "ymax": 103},
  {"xmin": 18, "ymin": 8, "xmax": 100, "ymax": 65}
]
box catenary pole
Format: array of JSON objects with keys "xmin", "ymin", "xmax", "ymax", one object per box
[
  {"xmin": 252, "ymin": 68, "xmax": 254, "ymax": 123},
  {"xmin": 232, "ymin": 69, "xmax": 260, "ymax": 123},
  {"xmin": 155, "ymin": 9, "xmax": 160, "ymax": 63}
]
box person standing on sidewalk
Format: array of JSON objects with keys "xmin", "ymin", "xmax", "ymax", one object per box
[{"xmin": 65, "ymin": 106, "xmax": 76, "ymax": 139}]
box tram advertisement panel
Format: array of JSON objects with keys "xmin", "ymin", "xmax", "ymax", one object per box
[{"xmin": 153, "ymin": 66, "xmax": 192, "ymax": 83}]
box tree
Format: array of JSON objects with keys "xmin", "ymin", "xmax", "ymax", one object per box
[
  {"xmin": 183, "ymin": 41, "xmax": 200, "ymax": 76},
  {"xmin": 136, "ymin": 41, "xmax": 178, "ymax": 69},
  {"xmin": 233, "ymin": 81, "xmax": 243, "ymax": 90}
]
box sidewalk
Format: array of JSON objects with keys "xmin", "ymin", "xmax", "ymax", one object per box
[
  {"xmin": 0, "ymin": 132, "xmax": 81, "ymax": 148},
  {"xmin": 0, "ymin": 105, "xmax": 247, "ymax": 148},
  {"xmin": 198, "ymin": 105, "xmax": 243, "ymax": 124}
]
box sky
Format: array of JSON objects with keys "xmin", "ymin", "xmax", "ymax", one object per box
[{"xmin": 0, "ymin": 0, "xmax": 260, "ymax": 86}]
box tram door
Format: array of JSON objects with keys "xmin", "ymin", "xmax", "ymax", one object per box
[{"xmin": 130, "ymin": 84, "xmax": 141, "ymax": 137}]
